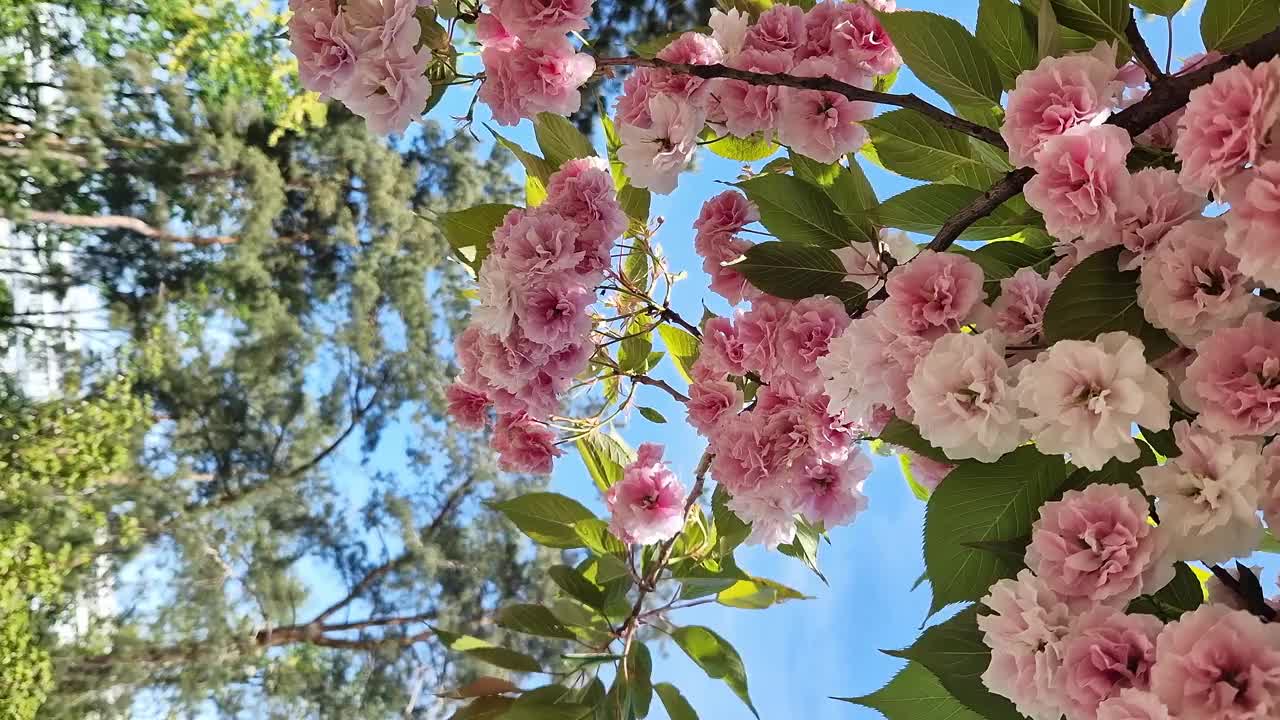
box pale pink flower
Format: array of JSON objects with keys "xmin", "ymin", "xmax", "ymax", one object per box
[
  {"xmin": 775, "ymin": 296, "xmax": 850, "ymax": 382},
  {"xmin": 345, "ymin": 47, "xmax": 433, "ymax": 134},
  {"xmin": 1181, "ymin": 315, "xmax": 1280, "ymax": 437},
  {"xmin": 835, "ymin": 242, "xmax": 885, "ymax": 290},
  {"xmin": 516, "ymin": 276, "xmax": 593, "ymax": 350},
  {"xmin": 778, "ymin": 57, "xmax": 872, "ymax": 164},
  {"xmin": 474, "ymin": 256, "xmax": 521, "ymax": 336},
  {"xmin": 743, "ymin": 4, "xmax": 806, "ymax": 59},
  {"xmin": 1139, "ymin": 420, "xmax": 1265, "ymax": 564},
  {"xmin": 907, "ymin": 332, "xmax": 1026, "ymax": 463},
  {"xmin": 1132, "ymin": 54, "xmax": 1225, "ymax": 151},
  {"xmin": 715, "ymin": 49, "xmax": 791, "ymax": 138},
  {"xmin": 343, "ymin": 0, "xmax": 421, "ymax": 56},
  {"xmin": 693, "ymin": 191, "xmax": 759, "ymax": 241},
  {"xmin": 1138, "ymin": 217, "xmax": 1262, "ymax": 347},
  {"xmin": 1025, "ymin": 124, "xmax": 1134, "ymax": 242},
  {"xmin": 1175, "ymin": 58, "xmax": 1280, "ymax": 195},
  {"xmin": 686, "ymin": 379, "xmax": 743, "ymax": 436},
  {"xmin": 1017, "ymin": 331, "xmax": 1171, "ymax": 470},
  {"xmin": 695, "ymin": 316, "xmax": 748, "ymax": 380},
  {"xmin": 1097, "ymin": 689, "xmax": 1171, "ymax": 720},
  {"xmin": 708, "ymin": 8, "xmax": 749, "ymax": 59},
  {"xmin": 984, "ymin": 267, "xmax": 1060, "ymax": 345},
  {"xmin": 476, "ymin": 12, "xmax": 517, "ymax": 50},
  {"xmin": 804, "ymin": 0, "xmax": 899, "ymax": 79},
  {"xmin": 492, "ymin": 209, "xmax": 583, "ymax": 276},
  {"xmin": 1002, "ymin": 43, "xmax": 1129, "ymax": 168},
  {"xmin": 726, "ymin": 484, "xmax": 798, "ymax": 549},
  {"xmin": 492, "ymin": 412, "xmax": 562, "ymax": 474},
  {"xmin": 820, "ymin": 305, "xmax": 934, "ymax": 424},
  {"xmin": 1101, "ymin": 167, "xmax": 1206, "ymax": 270},
  {"xmin": 1027, "ymin": 484, "xmax": 1171, "ymax": 606},
  {"xmin": 479, "ymin": 37, "xmax": 595, "ymax": 126},
  {"xmin": 902, "ymin": 450, "xmax": 953, "ymax": 492},
  {"xmin": 446, "ymin": 382, "xmax": 491, "ymax": 429},
  {"xmin": 794, "ymin": 450, "xmax": 871, "ymax": 528},
  {"xmin": 1151, "ymin": 605, "xmax": 1280, "ymax": 720},
  {"xmin": 1262, "ymin": 441, "xmax": 1280, "ymax": 532},
  {"xmin": 543, "ymin": 157, "xmax": 627, "ymax": 269},
  {"xmin": 1056, "ymin": 607, "xmax": 1163, "ymax": 720},
  {"xmin": 979, "ymin": 570, "xmax": 1074, "ymax": 720},
  {"xmin": 618, "ymin": 94, "xmax": 703, "ymax": 194},
  {"xmin": 1225, "ymin": 160, "xmax": 1280, "ymax": 289},
  {"xmin": 486, "ymin": 0, "xmax": 592, "ymax": 41},
  {"xmin": 657, "ymin": 31, "xmax": 724, "ymax": 65},
  {"xmin": 606, "ymin": 443, "xmax": 687, "ymax": 545},
  {"xmin": 289, "ymin": 0, "xmax": 360, "ymax": 99},
  {"xmin": 736, "ymin": 296, "xmax": 793, "ymax": 381},
  {"xmin": 614, "ymin": 70, "xmax": 661, "ymax": 128},
  {"xmin": 881, "ymin": 250, "xmax": 986, "ymax": 339},
  {"xmin": 702, "ymin": 239, "xmax": 758, "ymax": 305}
]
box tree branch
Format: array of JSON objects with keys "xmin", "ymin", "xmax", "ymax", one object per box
[
  {"xmin": 628, "ymin": 373, "xmax": 691, "ymax": 403},
  {"xmin": 20, "ymin": 210, "xmax": 237, "ymax": 246},
  {"xmin": 1125, "ymin": 17, "xmax": 1165, "ymax": 82},
  {"xmin": 927, "ymin": 27, "xmax": 1280, "ymax": 252},
  {"xmin": 596, "ymin": 56, "xmax": 1007, "ymax": 150}
]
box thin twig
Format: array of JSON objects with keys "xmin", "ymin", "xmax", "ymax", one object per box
[
  {"xmin": 628, "ymin": 373, "xmax": 691, "ymax": 403},
  {"xmin": 1125, "ymin": 17, "xmax": 1165, "ymax": 81}
]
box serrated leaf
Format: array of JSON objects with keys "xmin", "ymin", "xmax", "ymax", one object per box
[
  {"xmin": 703, "ymin": 131, "xmax": 780, "ymax": 161},
  {"xmin": 654, "ymin": 684, "xmax": 699, "ymax": 720},
  {"xmin": 442, "ymin": 203, "xmax": 519, "ymax": 272},
  {"xmin": 549, "ymin": 565, "xmax": 606, "ymax": 610},
  {"xmin": 1048, "ymin": 0, "xmax": 1130, "ymax": 43},
  {"xmin": 497, "ymin": 603, "xmax": 577, "ymax": 640},
  {"xmin": 788, "ymin": 153, "xmax": 879, "ymax": 242},
  {"xmin": 733, "ymin": 242, "xmax": 864, "ymax": 303},
  {"xmin": 637, "ymin": 406, "xmax": 667, "ymax": 424},
  {"xmin": 573, "ymin": 518, "xmax": 629, "ymax": 557},
  {"xmin": 712, "ymin": 485, "xmax": 751, "ymax": 555},
  {"xmin": 877, "ymin": 418, "xmax": 950, "ymax": 463},
  {"xmin": 1128, "ymin": 561, "xmax": 1205, "ymax": 619},
  {"xmin": 672, "ymin": 626, "xmax": 758, "ymax": 718},
  {"xmin": 534, "ymin": 113, "xmax": 596, "ymax": 168},
  {"xmin": 490, "ymin": 125, "xmax": 555, "ymax": 184},
  {"xmin": 777, "ymin": 518, "xmax": 826, "ymax": 584},
  {"xmin": 1043, "ymin": 246, "xmax": 1177, "ymax": 361},
  {"xmin": 736, "ymin": 174, "xmax": 862, "ymax": 248},
  {"xmin": 864, "ymin": 110, "xmax": 993, "ymax": 184},
  {"xmin": 625, "ymin": 643, "xmax": 653, "ymax": 717},
  {"xmin": 490, "ymin": 492, "xmax": 596, "ymax": 548},
  {"xmin": 575, "ymin": 432, "xmax": 633, "ymax": 492},
  {"xmin": 838, "ymin": 662, "xmax": 985, "ymax": 720},
  {"xmin": 657, "ymin": 325, "xmax": 700, "ymax": 383},
  {"xmin": 875, "ymin": 183, "xmax": 1040, "ymax": 241},
  {"xmin": 875, "ymin": 10, "xmax": 1003, "ymax": 108},
  {"xmin": 924, "ymin": 446, "xmax": 1068, "ymax": 615},
  {"xmin": 717, "ymin": 577, "xmax": 811, "ymax": 609},
  {"xmin": 439, "ymin": 677, "xmax": 523, "ymax": 700},
  {"xmin": 1132, "ymin": 0, "xmax": 1188, "ymax": 16},
  {"xmin": 435, "ymin": 628, "xmax": 544, "ymax": 673},
  {"xmin": 1202, "ymin": 0, "xmax": 1280, "ymax": 51},
  {"xmin": 885, "ymin": 606, "xmax": 1023, "ymax": 720},
  {"xmin": 978, "ymin": 0, "xmax": 1039, "ymax": 88}
]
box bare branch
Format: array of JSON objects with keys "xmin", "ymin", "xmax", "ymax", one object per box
[{"xmin": 21, "ymin": 210, "xmax": 238, "ymax": 246}]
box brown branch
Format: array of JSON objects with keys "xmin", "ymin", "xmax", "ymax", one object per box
[
  {"xmin": 1125, "ymin": 17, "xmax": 1165, "ymax": 82},
  {"xmin": 596, "ymin": 56, "xmax": 1007, "ymax": 151},
  {"xmin": 629, "ymin": 373, "xmax": 691, "ymax": 403},
  {"xmin": 20, "ymin": 210, "xmax": 237, "ymax": 246},
  {"xmin": 927, "ymin": 27, "xmax": 1280, "ymax": 252}
]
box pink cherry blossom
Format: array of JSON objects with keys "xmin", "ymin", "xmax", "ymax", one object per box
[
  {"xmin": 492, "ymin": 209, "xmax": 583, "ymax": 277},
  {"xmin": 793, "ymin": 450, "xmax": 871, "ymax": 528},
  {"xmin": 709, "ymin": 8, "xmax": 749, "ymax": 59},
  {"xmin": 881, "ymin": 250, "xmax": 986, "ymax": 339},
  {"xmin": 726, "ymin": 483, "xmax": 798, "ymax": 549},
  {"xmin": 736, "ymin": 296, "xmax": 794, "ymax": 381},
  {"xmin": 778, "ymin": 84, "xmax": 871, "ymax": 164},
  {"xmin": 446, "ymin": 382, "xmax": 491, "ymax": 429},
  {"xmin": 1024, "ymin": 124, "xmax": 1134, "ymax": 243},
  {"xmin": 743, "ymin": 4, "xmax": 806, "ymax": 60},
  {"xmin": 1138, "ymin": 217, "xmax": 1263, "ymax": 347},
  {"xmin": 715, "ymin": 49, "xmax": 792, "ymax": 138},
  {"xmin": 1027, "ymin": 484, "xmax": 1171, "ymax": 606},
  {"xmin": 983, "ymin": 267, "xmax": 1060, "ymax": 346},
  {"xmin": 775, "ymin": 296, "xmax": 851, "ymax": 382},
  {"xmin": 696, "ymin": 316, "xmax": 749, "ymax": 380},
  {"xmin": 703, "ymin": 242, "xmax": 759, "ymax": 306},
  {"xmin": 1097, "ymin": 690, "xmax": 1172, "ymax": 720},
  {"xmin": 543, "ymin": 157, "xmax": 628, "ymax": 270},
  {"xmin": 1056, "ymin": 607, "xmax": 1163, "ymax": 720},
  {"xmin": 492, "ymin": 412, "xmax": 562, "ymax": 474},
  {"xmin": 686, "ymin": 379, "xmax": 743, "ymax": 436},
  {"xmin": 345, "ymin": 47, "xmax": 433, "ymax": 134},
  {"xmin": 816, "ymin": 0, "xmax": 900, "ymax": 79},
  {"xmin": 606, "ymin": 443, "xmax": 687, "ymax": 545},
  {"xmin": 835, "ymin": 242, "xmax": 886, "ymax": 290},
  {"xmin": 1225, "ymin": 160, "xmax": 1280, "ymax": 289},
  {"xmin": 657, "ymin": 31, "xmax": 725, "ymax": 65},
  {"xmin": 1017, "ymin": 331, "xmax": 1170, "ymax": 470},
  {"xmin": 1139, "ymin": 420, "xmax": 1265, "ymax": 564},
  {"xmin": 479, "ymin": 37, "xmax": 595, "ymax": 126},
  {"xmin": 474, "ymin": 255, "xmax": 521, "ymax": 336},
  {"xmin": 618, "ymin": 94, "xmax": 703, "ymax": 194},
  {"xmin": 1002, "ymin": 43, "xmax": 1130, "ymax": 168},
  {"xmin": 343, "ymin": 0, "xmax": 421, "ymax": 56},
  {"xmin": 979, "ymin": 569, "xmax": 1074, "ymax": 720},
  {"xmin": 907, "ymin": 332, "xmax": 1027, "ymax": 463},
  {"xmin": 1181, "ymin": 314, "xmax": 1280, "ymax": 437},
  {"xmin": 820, "ymin": 305, "xmax": 934, "ymax": 424},
  {"xmin": 1175, "ymin": 57, "xmax": 1280, "ymax": 195},
  {"xmin": 1098, "ymin": 167, "xmax": 1206, "ymax": 270},
  {"xmin": 1150, "ymin": 604, "xmax": 1280, "ymax": 720},
  {"xmin": 289, "ymin": 0, "xmax": 360, "ymax": 99},
  {"xmin": 486, "ymin": 0, "xmax": 593, "ymax": 41},
  {"xmin": 476, "ymin": 12, "xmax": 518, "ymax": 50},
  {"xmin": 516, "ymin": 276, "xmax": 594, "ymax": 350},
  {"xmin": 694, "ymin": 191, "xmax": 759, "ymax": 240}
]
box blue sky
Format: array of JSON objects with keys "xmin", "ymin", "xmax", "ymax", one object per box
[{"xmin": 415, "ymin": 2, "xmax": 1231, "ymax": 718}]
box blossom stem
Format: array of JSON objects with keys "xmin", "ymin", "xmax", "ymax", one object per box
[{"xmin": 594, "ymin": 55, "xmax": 1008, "ymax": 150}]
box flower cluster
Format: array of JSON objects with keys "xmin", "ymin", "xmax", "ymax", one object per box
[
  {"xmin": 606, "ymin": 443, "xmax": 687, "ymax": 545},
  {"xmin": 446, "ymin": 158, "xmax": 627, "ymax": 472},
  {"xmin": 979, "ymin": 484, "xmax": 1280, "ymax": 720},
  {"xmin": 614, "ymin": 0, "xmax": 899, "ymax": 194},
  {"xmin": 288, "ymin": 0, "xmax": 435, "ymax": 134}
]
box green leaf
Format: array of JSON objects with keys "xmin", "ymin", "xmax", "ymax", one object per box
[
  {"xmin": 863, "ymin": 110, "xmax": 992, "ymax": 184},
  {"xmin": 874, "ymin": 184, "xmax": 1040, "ymax": 241},
  {"xmin": 434, "ymin": 628, "xmax": 544, "ymax": 673},
  {"xmin": 788, "ymin": 153, "xmax": 879, "ymax": 242},
  {"xmin": 619, "ymin": 185, "xmax": 651, "ymax": 231},
  {"xmin": 877, "ymin": 417, "xmax": 950, "ymax": 463},
  {"xmin": 497, "ymin": 603, "xmax": 577, "ymax": 640},
  {"xmin": 838, "ymin": 662, "xmax": 986, "ymax": 720},
  {"xmin": 712, "ymin": 485, "xmax": 752, "ymax": 555},
  {"xmin": 733, "ymin": 242, "xmax": 865, "ymax": 303},
  {"xmin": 1132, "ymin": 0, "xmax": 1188, "ymax": 17},
  {"xmin": 1201, "ymin": 0, "xmax": 1280, "ymax": 51},
  {"xmin": 777, "ymin": 518, "xmax": 827, "ymax": 584},
  {"xmin": 977, "ymin": 0, "xmax": 1039, "ymax": 89},
  {"xmin": 625, "ymin": 643, "xmax": 654, "ymax": 718},
  {"xmin": 534, "ymin": 113, "xmax": 596, "ymax": 168},
  {"xmin": 657, "ymin": 325, "xmax": 700, "ymax": 384},
  {"xmin": 875, "ymin": 10, "xmax": 1003, "ymax": 108},
  {"xmin": 1059, "ymin": 440, "xmax": 1157, "ymax": 495},
  {"xmin": 1129, "ymin": 562, "xmax": 1205, "ymax": 619},
  {"xmin": 618, "ymin": 317, "xmax": 654, "ymax": 373},
  {"xmin": 637, "ymin": 406, "xmax": 667, "ymax": 424},
  {"xmin": 885, "ymin": 606, "xmax": 1023, "ymax": 720},
  {"xmin": 962, "ymin": 240, "xmax": 1055, "ymax": 300},
  {"xmin": 490, "ymin": 125, "xmax": 556, "ymax": 186},
  {"xmin": 654, "ymin": 683, "xmax": 699, "ymax": 720},
  {"xmin": 442, "ymin": 203, "xmax": 519, "ymax": 272},
  {"xmin": 490, "ymin": 492, "xmax": 596, "ymax": 548},
  {"xmin": 549, "ymin": 565, "xmax": 606, "ymax": 610},
  {"xmin": 1048, "ymin": 0, "xmax": 1131, "ymax": 43},
  {"xmin": 1043, "ymin": 246, "xmax": 1177, "ymax": 362},
  {"xmin": 736, "ymin": 174, "xmax": 862, "ymax": 248},
  {"xmin": 924, "ymin": 446, "xmax": 1068, "ymax": 615},
  {"xmin": 717, "ymin": 577, "xmax": 811, "ymax": 609},
  {"xmin": 672, "ymin": 626, "xmax": 758, "ymax": 718},
  {"xmin": 573, "ymin": 518, "xmax": 629, "ymax": 557},
  {"xmin": 702, "ymin": 131, "xmax": 780, "ymax": 161},
  {"xmin": 575, "ymin": 431, "xmax": 633, "ymax": 493}
]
